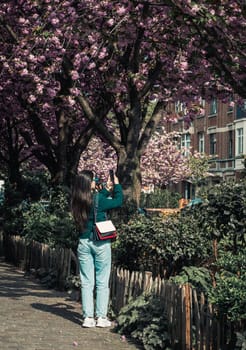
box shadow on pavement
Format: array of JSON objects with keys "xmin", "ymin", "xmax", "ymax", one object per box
[{"xmin": 31, "ymin": 302, "xmax": 82, "ymax": 326}]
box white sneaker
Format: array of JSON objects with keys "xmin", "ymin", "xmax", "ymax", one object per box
[
  {"xmin": 96, "ymin": 317, "xmax": 111, "ymax": 328},
  {"xmin": 82, "ymin": 317, "xmax": 96, "ymax": 328}
]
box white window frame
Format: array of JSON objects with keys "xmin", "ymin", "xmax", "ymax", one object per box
[
  {"xmin": 199, "ymin": 97, "xmax": 206, "ymax": 108},
  {"xmin": 175, "ymin": 101, "xmax": 187, "ymax": 115},
  {"xmin": 181, "ymin": 133, "xmax": 191, "ymax": 156},
  {"xmin": 198, "ymin": 132, "xmax": 205, "ymax": 153},
  {"xmin": 209, "ymin": 99, "xmax": 217, "ymax": 115},
  {"xmin": 236, "ymin": 128, "xmax": 244, "ymax": 155}
]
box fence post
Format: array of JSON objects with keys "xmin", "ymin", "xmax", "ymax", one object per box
[{"xmin": 183, "ymin": 283, "xmax": 191, "ymax": 350}]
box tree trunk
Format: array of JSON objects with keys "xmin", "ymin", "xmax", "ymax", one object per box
[
  {"xmin": 117, "ymin": 148, "xmax": 142, "ymax": 207},
  {"xmin": 8, "ymin": 159, "xmax": 22, "ymax": 189}
]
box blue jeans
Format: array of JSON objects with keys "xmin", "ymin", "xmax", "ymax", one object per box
[{"xmin": 77, "ymin": 238, "xmax": 111, "ymax": 318}]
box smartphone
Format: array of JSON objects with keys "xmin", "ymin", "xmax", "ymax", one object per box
[
  {"xmin": 94, "ymin": 174, "xmax": 99, "ymax": 183},
  {"xmin": 109, "ymin": 169, "xmax": 114, "ymax": 183}
]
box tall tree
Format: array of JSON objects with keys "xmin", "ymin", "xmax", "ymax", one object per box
[
  {"xmin": 0, "ymin": 0, "xmax": 99, "ymax": 186},
  {"xmin": 76, "ymin": 0, "xmax": 246, "ymax": 203},
  {"xmin": 0, "ymin": 1, "xmax": 245, "ymax": 203}
]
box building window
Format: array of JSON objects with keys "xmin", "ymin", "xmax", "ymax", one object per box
[
  {"xmin": 198, "ymin": 132, "xmax": 205, "ymax": 153},
  {"xmin": 209, "ymin": 133, "xmax": 216, "ymax": 155},
  {"xmin": 175, "ymin": 101, "xmax": 187, "ymax": 114},
  {"xmin": 236, "ymin": 100, "xmax": 246, "ymax": 119},
  {"xmin": 181, "ymin": 133, "xmax": 191, "ymax": 156},
  {"xmin": 228, "ymin": 130, "xmax": 233, "ymax": 158},
  {"xmin": 236, "ymin": 128, "xmax": 244, "ymax": 155},
  {"xmin": 209, "ymin": 99, "xmax": 217, "ymax": 115},
  {"xmin": 199, "ymin": 97, "xmax": 206, "ymax": 108},
  {"xmin": 197, "ymin": 97, "xmax": 205, "ymax": 117}
]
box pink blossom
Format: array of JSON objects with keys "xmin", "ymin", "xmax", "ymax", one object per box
[
  {"xmin": 107, "ymin": 18, "xmax": 114, "ymax": 26},
  {"xmin": 36, "ymin": 83, "xmax": 44, "ymax": 94},
  {"xmin": 98, "ymin": 48, "xmax": 108, "ymax": 60},
  {"xmin": 37, "ymin": 56, "xmax": 46, "ymax": 63},
  {"xmin": 20, "ymin": 69, "xmax": 28, "ymax": 76},
  {"xmin": 180, "ymin": 61, "xmax": 188, "ymax": 71},
  {"xmin": 81, "ymin": 55, "xmax": 89, "ymax": 64},
  {"xmin": 22, "ymin": 29, "xmax": 29, "ymax": 35},
  {"xmin": 18, "ymin": 17, "xmax": 26, "ymax": 24},
  {"xmin": 70, "ymin": 87, "xmax": 80, "ymax": 96},
  {"xmin": 116, "ymin": 6, "xmax": 127, "ymax": 16},
  {"xmin": 28, "ymin": 95, "xmax": 36, "ymax": 103},
  {"xmin": 88, "ymin": 62, "xmax": 96, "ymax": 70},
  {"xmin": 51, "ymin": 17, "xmax": 59, "ymax": 25},
  {"xmin": 67, "ymin": 96, "xmax": 76, "ymax": 106},
  {"xmin": 71, "ymin": 70, "xmax": 79, "ymax": 80},
  {"xmin": 190, "ymin": 5, "xmax": 200, "ymax": 14},
  {"xmin": 87, "ymin": 34, "xmax": 95, "ymax": 44},
  {"xmin": 42, "ymin": 103, "xmax": 51, "ymax": 110},
  {"xmin": 28, "ymin": 54, "xmax": 37, "ymax": 63},
  {"xmin": 90, "ymin": 45, "xmax": 99, "ymax": 56},
  {"xmin": 47, "ymin": 88, "xmax": 57, "ymax": 98},
  {"xmin": 3, "ymin": 62, "xmax": 9, "ymax": 69}
]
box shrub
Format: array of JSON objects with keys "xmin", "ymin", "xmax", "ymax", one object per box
[
  {"xmin": 208, "ymin": 247, "xmax": 246, "ymax": 322},
  {"xmin": 115, "ymin": 293, "xmax": 172, "ymax": 350},
  {"xmin": 169, "ymin": 266, "xmax": 212, "ymax": 295},
  {"xmin": 210, "ymin": 273, "xmax": 246, "ymax": 322},
  {"xmin": 114, "ymin": 213, "xmax": 212, "ymax": 278},
  {"xmin": 140, "ymin": 188, "xmax": 181, "ymax": 209},
  {"xmin": 2, "ymin": 171, "xmax": 50, "ymax": 235},
  {"xmin": 22, "ymin": 188, "xmax": 78, "ymax": 249},
  {"xmin": 114, "ymin": 180, "xmax": 246, "ymax": 324},
  {"xmin": 197, "ymin": 180, "xmax": 246, "ymax": 247}
]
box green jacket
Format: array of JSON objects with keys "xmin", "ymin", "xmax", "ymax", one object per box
[{"xmin": 80, "ymin": 184, "xmax": 123, "ymax": 239}]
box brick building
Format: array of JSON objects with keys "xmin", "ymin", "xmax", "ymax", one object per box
[{"xmin": 166, "ymin": 99, "xmax": 246, "ymax": 199}]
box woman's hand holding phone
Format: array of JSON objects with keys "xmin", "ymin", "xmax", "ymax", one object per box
[{"xmin": 106, "ymin": 170, "xmax": 119, "ymax": 190}]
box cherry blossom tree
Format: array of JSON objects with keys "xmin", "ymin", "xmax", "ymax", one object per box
[
  {"xmin": 157, "ymin": 0, "xmax": 246, "ymax": 99},
  {"xmin": 0, "ymin": 0, "xmax": 99, "ymax": 186},
  {"xmin": 78, "ymin": 137, "xmax": 117, "ymax": 180},
  {"xmin": 140, "ymin": 128, "xmax": 192, "ymax": 187},
  {"xmin": 0, "ymin": 0, "xmax": 245, "ymax": 204},
  {"xmin": 79, "ymin": 129, "xmax": 207, "ymax": 194}
]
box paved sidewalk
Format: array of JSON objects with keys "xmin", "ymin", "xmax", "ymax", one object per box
[{"xmin": 0, "ymin": 258, "xmax": 141, "ymax": 350}]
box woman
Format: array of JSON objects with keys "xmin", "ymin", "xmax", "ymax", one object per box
[{"xmin": 71, "ymin": 170, "xmax": 123, "ymax": 328}]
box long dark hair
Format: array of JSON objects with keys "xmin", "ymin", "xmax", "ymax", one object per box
[{"xmin": 71, "ymin": 170, "xmax": 94, "ymax": 232}]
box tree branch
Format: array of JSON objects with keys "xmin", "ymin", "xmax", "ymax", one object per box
[
  {"xmin": 0, "ymin": 16, "xmax": 19, "ymax": 43},
  {"xmin": 138, "ymin": 101, "xmax": 168, "ymax": 154},
  {"xmin": 77, "ymin": 94, "xmax": 122, "ymax": 151}
]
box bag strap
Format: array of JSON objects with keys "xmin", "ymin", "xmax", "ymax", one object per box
[
  {"xmin": 93, "ymin": 193, "xmax": 99, "ymax": 223},
  {"xmin": 93, "ymin": 192, "xmax": 108, "ymax": 223}
]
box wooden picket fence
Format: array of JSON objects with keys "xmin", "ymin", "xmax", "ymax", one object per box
[
  {"xmin": 110, "ymin": 267, "xmax": 241, "ymax": 350},
  {"xmin": 1, "ymin": 234, "xmax": 243, "ymax": 350},
  {"xmin": 2, "ymin": 234, "xmax": 77, "ymax": 288}
]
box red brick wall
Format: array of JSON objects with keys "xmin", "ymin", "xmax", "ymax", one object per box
[{"xmin": 164, "ymin": 99, "xmax": 243, "ymax": 197}]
